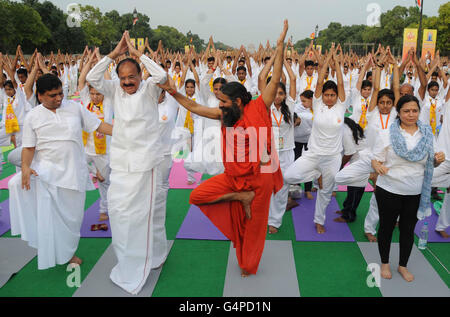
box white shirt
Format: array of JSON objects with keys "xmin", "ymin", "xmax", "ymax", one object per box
[
  {"xmin": 419, "ymin": 92, "xmax": 444, "ymax": 136},
  {"xmin": 342, "ymin": 123, "xmax": 367, "ymax": 163},
  {"xmin": 373, "ymin": 128, "xmax": 431, "ymax": 195},
  {"xmin": 0, "ymin": 88, "xmax": 31, "ymax": 130},
  {"xmin": 86, "ymin": 55, "xmax": 168, "ymax": 172},
  {"xmin": 22, "ymin": 100, "xmax": 101, "ymax": 191},
  {"xmin": 271, "ymin": 96, "xmax": 295, "ymax": 152},
  {"xmin": 299, "ymin": 73, "xmax": 318, "ymax": 94},
  {"xmin": 233, "ymin": 75, "xmax": 258, "ymax": 97},
  {"xmin": 294, "ymin": 102, "xmax": 313, "ymax": 144},
  {"xmin": 436, "ymin": 99, "xmax": 449, "ymax": 160},
  {"xmin": 350, "ymin": 88, "xmax": 372, "ymax": 127},
  {"xmin": 365, "ymin": 107, "xmax": 397, "ymax": 151},
  {"xmin": 307, "ymin": 96, "xmax": 347, "ymax": 156},
  {"xmin": 79, "ymin": 86, "xmax": 114, "ymax": 156},
  {"xmin": 158, "ymin": 94, "xmax": 179, "ymax": 156}
]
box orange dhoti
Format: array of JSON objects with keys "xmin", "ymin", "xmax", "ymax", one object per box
[{"xmin": 190, "ymin": 172, "xmax": 275, "ymax": 274}]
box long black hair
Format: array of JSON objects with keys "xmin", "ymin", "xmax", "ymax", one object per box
[
  {"xmin": 220, "ymin": 82, "xmax": 252, "ymax": 106},
  {"xmin": 277, "ymin": 82, "xmax": 292, "ymax": 125},
  {"xmin": 344, "ymin": 117, "xmax": 365, "ymax": 145}
]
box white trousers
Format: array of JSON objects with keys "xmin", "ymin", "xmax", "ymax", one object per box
[
  {"xmin": 9, "ymin": 174, "xmax": 85, "ymax": 270},
  {"xmin": 152, "ymin": 155, "xmax": 173, "ymax": 269},
  {"xmin": 436, "ymin": 192, "xmax": 450, "ymax": 231},
  {"xmin": 433, "ymin": 160, "xmax": 450, "ymax": 231},
  {"xmin": 108, "ymin": 168, "xmax": 157, "ymax": 295},
  {"xmin": 268, "ymin": 150, "xmax": 295, "ymax": 228},
  {"xmin": 284, "ymin": 151, "xmax": 342, "ymax": 225},
  {"xmin": 364, "ymin": 194, "xmax": 379, "ymax": 235},
  {"xmin": 86, "ymin": 154, "xmax": 111, "ymax": 214},
  {"xmin": 7, "ymin": 146, "xmax": 21, "ymax": 168},
  {"xmin": 335, "ymin": 152, "xmax": 373, "ymax": 187}
]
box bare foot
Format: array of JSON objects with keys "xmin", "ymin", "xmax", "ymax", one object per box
[
  {"xmin": 69, "ymin": 255, "xmax": 83, "ymax": 267},
  {"xmin": 315, "ymin": 223, "xmax": 326, "ymax": 234},
  {"xmin": 187, "ymin": 181, "xmax": 195, "ymax": 185},
  {"xmin": 436, "ymin": 230, "xmax": 450, "ymax": 238},
  {"xmin": 268, "ymin": 225, "xmax": 278, "ymax": 234},
  {"xmin": 311, "ymin": 187, "xmax": 318, "ymax": 192},
  {"xmin": 381, "ymin": 263, "xmax": 392, "ymax": 279},
  {"xmin": 306, "ymin": 191, "xmax": 314, "ymax": 200},
  {"xmin": 286, "ymin": 198, "xmax": 299, "ymax": 211},
  {"xmin": 336, "ymin": 210, "xmax": 343, "ymax": 215},
  {"xmin": 365, "ymin": 232, "xmax": 377, "ymax": 242},
  {"xmin": 334, "ymin": 216, "xmax": 348, "ymax": 223},
  {"xmin": 241, "ymin": 268, "xmax": 250, "ymax": 278},
  {"xmin": 96, "ymin": 171, "xmax": 105, "ymax": 183},
  {"xmin": 99, "ymin": 213, "xmax": 109, "ymax": 221},
  {"xmin": 398, "ymin": 266, "xmax": 414, "ymax": 282},
  {"xmin": 332, "ymin": 191, "xmax": 337, "ymax": 197},
  {"xmin": 317, "ymin": 176, "xmax": 323, "ymax": 190},
  {"xmin": 240, "ymin": 191, "xmax": 255, "ymax": 220}
]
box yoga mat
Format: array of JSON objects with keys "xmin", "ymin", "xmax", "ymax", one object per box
[
  {"xmin": 415, "ymin": 205, "xmax": 449, "ymax": 243},
  {"xmin": 223, "ymin": 240, "xmax": 300, "ymax": 297},
  {"xmin": 358, "ymin": 242, "xmax": 450, "ymax": 297},
  {"xmin": 291, "ymin": 193, "xmax": 355, "ymax": 242},
  {"xmin": 0, "ymin": 200, "xmax": 11, "ymax": 237},
  {"xmin": 0, "ymin": 238, "xmax": 37, "ymax": 288},
  {"xmin": 73, "ymin": 241, "xmax": 174, "ymax": 297},
  {"xmin": 338, "ymin": 184, "xmax": 374, "ymax": 192},
  {"xmin": 0, "ymin": 174, "xmax": 15, "ymax": 190},
  {"xmin": 169, "ymin": 160, "xmax": 202, "ymax": 189},
  {"xmin": 176, "ymin": 205, "xmax": 228, "ymax": 241},
  {"xmin": 80, "ymin": 200, "xmax": 111, "ymax": 238}
]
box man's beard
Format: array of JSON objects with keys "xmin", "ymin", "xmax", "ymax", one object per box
[{"xmin": 221, "ymin": 102, "xmax": 241, "ymax": 127}]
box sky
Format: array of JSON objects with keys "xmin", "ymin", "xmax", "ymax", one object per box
[{"xmin": 40, "ymin": 0, "xmax": 448, "ymax": 47}]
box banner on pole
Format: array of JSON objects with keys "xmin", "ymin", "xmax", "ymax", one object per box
[
  {"xmin": 402, "ymin": 28, "xmax": 418, "ymax": 60},
  {"xmin": 421, "ymin": 29, "xmax": 437, "ymax": 60},
  {"xmin": 137, "ymin": 38, "xmax": 145, "ymax": 51}
]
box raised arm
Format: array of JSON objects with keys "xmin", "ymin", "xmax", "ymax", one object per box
[
  {"xmin": 412, "ymin": 49, "xmax": 428, "ymax": 100},
  {"xmin": 368, "ymin": 57, "xmax": 381, "ymax": 112},
  {"xmin": 261, "ymin": 20, "xmax": 288, "ymax": 108},
  {"xmin": 284, "ymin": 59, "xmax": 296, "ymax": 100},
  {"xmin": 78, "ymin": 50, "xmax": 96, "ymax": 91},
  {"xmin": 386, "ymin": 48, "xmax": 400, "ymax": 106},
  {"xmin": 315, "ymin": 44, "xmax": 334, "ymax": 99},
  {"xmin": 258, "ymin": 52, "xmax": 275, "ymax": 93},
  {"xmin": 356, "ymin": 55, "xmax": 372, "ymax": 91},
  {"xmin": 333, "ymin": 47, "xmax": 346, "ymax": 103},
  {"xmin": 159, "ymin": 77, "xmax": 221, "ymax": 120}
]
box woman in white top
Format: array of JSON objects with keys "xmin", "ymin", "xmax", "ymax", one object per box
[
  {"xmin": 372, "ymin": 95, "xmax": 445, "ymax": 282},
  {"xmin": 284, "ymin": 44, "xmax": 347, "ymax": 234},
  {"xmin": 265, "ymin": 59, "xmax": 297, "ymax": 234}
]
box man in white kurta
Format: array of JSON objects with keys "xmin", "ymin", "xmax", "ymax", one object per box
[
  {"xmin": 86, "ymin": 34, "xmax": 168, "ymax": 295},
  {"xmin": 8, "ymin": 74, "xmax": 107, "ymax": 270}
]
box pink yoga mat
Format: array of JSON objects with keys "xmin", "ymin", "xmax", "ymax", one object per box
[
  {"xmin": 169, "ymin": 160, "xmax": 202, "ymax": 189},
  {"xmin": 338, "ymin": 184, "xmax": 374, "ymax": 192},
  {"xmin": 0, "ymin": 174, "xmax": 15, "ymax": 190}
]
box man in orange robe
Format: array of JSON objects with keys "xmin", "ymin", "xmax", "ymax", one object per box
[{"xmin": 159, "ymin": 20, "xmax": 289, "ymax": 276}]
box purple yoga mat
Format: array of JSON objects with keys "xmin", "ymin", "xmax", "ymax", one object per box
[
  {"xmin": 0, "ymin": 199, "xmax": 10, "ymax": 236},
  {"xmin": 415, "ymin": 205, "xmax": 449, "ymax": 243},
  {"xmin": 80, "ymin": 200, "xmax": 111, "ymax": 238},
  {"xmin": 176, "ymin": 204, "xmax": 228, "ymax": 241},
  {"xmin": 291, "ymin": 192, "xmax": 355, "ymax": 242}
]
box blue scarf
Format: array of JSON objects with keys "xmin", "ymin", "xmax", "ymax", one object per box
[{"xmin": 390, "ymin": 120, "xmax": 434, "ymax": 220}]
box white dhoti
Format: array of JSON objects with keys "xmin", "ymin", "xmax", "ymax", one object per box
[
  {"xmin": 284, "ymin": 152, "xmax": 341, "ymax": 225},
  {"xmin": 108, "ymin": 168, "xmax": 157, "ymax": 295},
  {"xmin": 86, "ymin": 154, "xmax": 111, "ymax": 214},
  {"xmin": 269, "ymin": 150, "xmax": 295, "ymax": 228},
  {"xmin": 9, "ymin": 173, "xmax": 85, "ymax": 270},
  {"xmin": 152, "ymin": 155, "xmax": 173, "ymax": 269}
]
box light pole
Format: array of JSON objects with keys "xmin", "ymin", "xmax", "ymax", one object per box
[
  {"xmin": 314, "ymin": 25, "xmax": 319, "ymax": 47},
  {"xmin": 416, "ymin": 0, "xmax": 424, "ymax": 59}
]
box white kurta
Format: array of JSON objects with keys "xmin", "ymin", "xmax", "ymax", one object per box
[
  {"xmin": 9, "ymin": 100, "xmax": 100, "ymax": 270},
  {"xmin": 86, "ymin": 55, "xmax": 168, "ymax": 295}
]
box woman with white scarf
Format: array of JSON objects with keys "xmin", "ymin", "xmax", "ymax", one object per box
[{"xmin": 371, "ymin": 95, "xmax": 445, "ymax": 282}]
